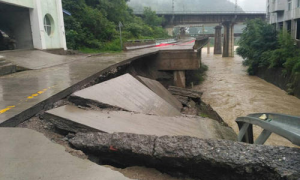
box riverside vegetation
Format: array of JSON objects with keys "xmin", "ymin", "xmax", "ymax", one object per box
[
  {"xmin": 62, "ymin": 0, "xmax": 169, "ymax": 52},
  {"xmin": 237, "ymin": 19, "xmax": 300, "ymax": 96}
]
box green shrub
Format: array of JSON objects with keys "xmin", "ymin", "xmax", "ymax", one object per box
[
  {"xmin": 186, "ymin": 64, "xmax": 209, "ymax": 87},
  {"xmin": 237, "ymin": 19, "xmax": 278, "ymax": 75},
  {"xmin": 63, "ymin": 0, "xmax": 169, "ymax": 52}
]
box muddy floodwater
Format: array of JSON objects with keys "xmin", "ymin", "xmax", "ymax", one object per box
[{"xmin": 195, "ymin": 49, "xmax": 300, "ymax": 147}]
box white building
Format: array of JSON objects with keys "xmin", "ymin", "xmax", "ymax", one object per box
[
  {"xmin": 267, "ymin": 0, "xmax": 300, "ymax": 42},
  {"xmin": 0, "ymin": 0, "xmax": 67, "ymax": 50}
]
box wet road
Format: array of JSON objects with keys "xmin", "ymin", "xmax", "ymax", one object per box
[
  {"xmin": 0, "ymin": 44, "xmax": 192, "ymax": 126},
  {"xmin": 0, "ymin": 48, "xmax": 160, "ymax": 126},
  {"xmin": 195, "ymin": 49, "xmax": 300, "ymax": 147}
]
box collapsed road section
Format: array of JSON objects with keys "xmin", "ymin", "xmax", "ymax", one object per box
[{"xmin": 1, "ymin": 39, "xmax": 300, "ymax": 180}]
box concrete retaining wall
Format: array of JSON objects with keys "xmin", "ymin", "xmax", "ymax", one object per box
[{"xmin": 256, "ymin": 67, "xmax": 300, "ymax": 99}]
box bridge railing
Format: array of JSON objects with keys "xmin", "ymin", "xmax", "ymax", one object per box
[
  {"xmin": 133, "ymin": 11, "xmax": 266, "ymax": 15},
  {"xmin": 235, "ymin": 113, "xmax": 300, "ymax": 146}
]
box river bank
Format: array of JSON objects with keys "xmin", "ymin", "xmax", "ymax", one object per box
[
  {"xmin": 195, "ymin": 49, "xmax": 300, "ymax": 147},
  {"xmin": 256, "ymin": 67, "xmax": 300, "ymax": 99}
]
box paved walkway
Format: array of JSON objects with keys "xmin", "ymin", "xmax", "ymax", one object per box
[
  {"xmin": 0, "ymin": 128, "xmax": 131, "ymax": 180},
  {"xmin": 0, "ymin": 50, "xmax": 87, "ymax": 70},
  {"xmin": 0, "ymin": 44, "xmax": 191, "ymax": 126}
]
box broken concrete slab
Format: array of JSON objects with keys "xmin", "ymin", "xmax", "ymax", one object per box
[
  {"xmin": 0, "ymin": 128, "xmax": 132, "ymax": 180},
  {"xmin": 137, "ymin": 76, "xmax": 182, "ymax": 111},
  {"xmin": 45, "ymin": 105, "xmax": 236, "ymax": 140},
  {"xmin": 0, "ymin": 55, "xmax": 5, "ymax": 61},
  {"xmin": 70, "ymin": 74, "xmax": 181, "ymax": 117},
  {"xmin": 70, "ymin": 132, "xmax": 300, "ymax": 180},
  {"xmin": 168, "ymin": 86, "xmax": 203, "ymax": 99}
]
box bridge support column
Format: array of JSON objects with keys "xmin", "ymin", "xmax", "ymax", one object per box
[
  {"xmin": 207, "ymin": 37, "xmax": 211, "ymax": 54},
  {"xmin": 174, "ymin": 71, "xmax": 186, "ymax": 88},
  {"xmin": 214, "ymin": 25, "xmax": 222, "ymax": 54},
  {"xmin": 165, "ymin": 26, "xmax": 174, "ymax": 37},
  {"xmin": 291, "ymin": 20, "xmax": 297, "ymax": 39},
  {"xmin": 222, "ymin": 22, "xmax": 235, "ymax": 57}
]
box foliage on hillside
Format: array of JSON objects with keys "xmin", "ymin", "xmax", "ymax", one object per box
[
  {"xmin": 237, "ymin": 18, "xmax": 300, "ymax": 81},
  {"xmin": 62, "ymin": 0, "xmax": 169, "ymax": 52}
]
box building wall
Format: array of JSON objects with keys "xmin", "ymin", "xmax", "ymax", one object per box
[
  {"xmin": 39, "ymin": 0, "xmax": 66, "ymax": 49},
  {"xmin": 267, "ymin": 0, "xmax": 300, "ymax": 41},
  {"xmin": 0, "ymin": 0, "xmax": 34, "ymax": 8},
  {"xmin": 0, "ymin": 0, "xmax": 66, "ymax": 50}
]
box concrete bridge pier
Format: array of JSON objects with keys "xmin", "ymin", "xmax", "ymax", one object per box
[
  {"xmin": 222, "ymin": 22, "xmax": 235, "ymax": 57},
  {"xmin": 174, "ymin": 71, "xmax": 186, "ymax": 88},
  {"xmin": 165, "ymin": 26, "xmax": 174, "ymax": 37},
  {"xmin": 214, "ymin": 25, "xmax": 222, "ymax": 54}
]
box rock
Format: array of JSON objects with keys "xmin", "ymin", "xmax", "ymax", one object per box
[
  {"xmin": 187, "ymin": 100, "xmax": 196, "ymax": 108},
  {"xmin": 66, "ymin": 133, "xmax": 75, "ymax": 139},
  {"xmin": 0, "ymin": 55, "xmax": 5, "ymax": 61},
  {"xmin": 69, "ymin": 132, "xmax": 300, "ymax": 180},
  {"xmin": 173, "ymin": 95, "xmax": 189, "ymax": 106}
]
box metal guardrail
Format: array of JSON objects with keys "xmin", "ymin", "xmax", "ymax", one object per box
[
  {"xmin": 236, "ymin": 113, "xmax": 300, "ymax": 146},
  {"xmin": 133, "ymin": 11, "xmax": 266, "ymax": 15},
  {"xmin": 127, "ymin": 38, "xmax": 176, "ymax": 44},
  {"xmin": 125, "ymin": 38, "xmax": 177, "ymax": 51}
]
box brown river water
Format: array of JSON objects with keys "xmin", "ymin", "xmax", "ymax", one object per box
[{"xmin": 195, "ymin": 49, "xmax": 300, "ymax": 147}]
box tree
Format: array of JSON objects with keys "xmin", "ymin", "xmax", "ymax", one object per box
[
  {"xmin": 143, "ymin": 7, "xmax": 164, "ymax": 27},
  {"xmin": 237, "ymin": 19, "xmax": 277, "ymax": 75},
  {"xmin": 62, "ymin": 0, "xmax": 168, "ymax": 51}
]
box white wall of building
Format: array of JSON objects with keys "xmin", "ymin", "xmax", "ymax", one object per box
[
  {"xmin": 0, "ymin": 0, "xmax": 34, "ymax": 8},
  {"xmin": 0, "ymin": 0, "xmax": 67, "ymax": 50},
  {"xmin": 268, "ymin": 0, "xmax": 300, "ymax": 23},
  {"xmin": 267, "ymin": 0, "xmax": 300, "ymax": 43}
]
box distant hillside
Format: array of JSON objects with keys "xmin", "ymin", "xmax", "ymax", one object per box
[{"xmin": 127, "ymin": 0, "xmax": 243, "ymax": 12}]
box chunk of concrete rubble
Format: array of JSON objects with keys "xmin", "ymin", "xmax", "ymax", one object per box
[
  {"xmin": 69, "ymin": 132, "xmax": 300, "ymax": 180},
  {"xmin": 70, "ymin": 74, "xmax": 181, "ymax": 116},
  {"xmin": 168, "ymin": 86, "xmax": 203, "ymax": 99},
  {"xmin": 0, "ymin": 128, "xmax": 132, "ymax": 180},
  {"xmin": 137, "ymin": 76, "xmax": 183, "ymax": 111},
  {"xmin": 0, "ymin": 55, "xmax": 5, "ymax": 61},
  {"xmin": 45, "ymin": 105, "xmax": 236, "ymax": 140}
]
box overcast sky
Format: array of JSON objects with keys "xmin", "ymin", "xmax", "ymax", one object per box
[{"xmin": 229, "ymin": 0, "xmax": 266, "ymax": 11}]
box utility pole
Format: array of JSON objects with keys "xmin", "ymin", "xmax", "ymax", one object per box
[
  {"xmin": 171, "ymin": 0, "xmax": 175, "ymax": 29},
  {"xmin": 119, "ymin": 22, "xmax": 123, "ymax": 50},
  {"xmin": 172, "ymin": 0, "xmax": 175, "ymax": 14},
  {"xmin": 235, "ymin": 0, "xmax": 238, "ymax": 12}
]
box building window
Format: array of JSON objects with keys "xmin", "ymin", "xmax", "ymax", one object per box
[
  {"xmin": 44, "ymin": 14, "xmax": 54, "ymax": 36},
  {"xmin": 298, "ymin": 0, "xmax": 300, "ymax": 7},
  {"xmin": 288, "ymin": 0, "xmax": 292, "ymax": 11}
]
